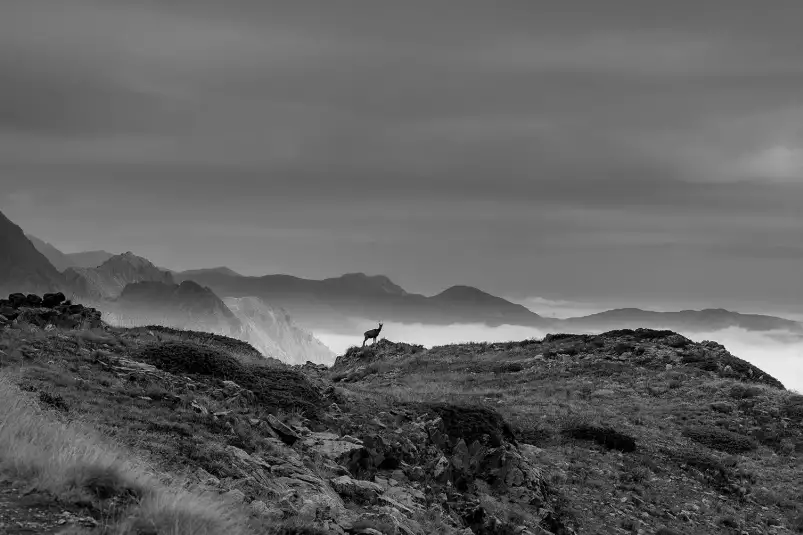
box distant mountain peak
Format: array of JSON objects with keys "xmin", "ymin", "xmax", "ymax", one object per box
[
  {"xmin": 64, "ymin": 251, "xmax": 174, "ymax": 300},
  {"xmin": 437, "ymin": 285, "xmax": 490, "ymax": 296},
  {"xmin": 327, "ymin": 273, "xmax": 408, "ymax": 295},
  {"xmin": 176, "ymin": 266, "xmax": 241, "ymax": 277}
]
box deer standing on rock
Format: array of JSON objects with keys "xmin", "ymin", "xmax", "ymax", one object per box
[{"xmin": 362, "ymin": 322, "xmax": 383, "ymax": 347}]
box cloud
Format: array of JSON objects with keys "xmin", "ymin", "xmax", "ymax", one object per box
[
  {"xmin": 737, "ymin": 145, "xmax": 803, "ymax": 182},
  {"xmin": 314, "ymin": 321, "xmax": 803, "ymax": 394}
]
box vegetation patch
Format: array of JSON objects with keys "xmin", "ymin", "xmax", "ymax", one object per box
[
  {"xmin": 38, "ymin": 390, "xmax": 70, "ymax": 412},
  {"xmin": 682, "ymin": 425, "xmax": 758, "ymax": 454},
  {"xmin": 560, "ymin": 423, "xmax": 636, "ymax": 452},
  {"xmin": 729, "ymin": 384, "xmax": 765, "ymax": 399},
  {"xmin": 137, "ymin": 340, "xmax": 245, "ymax": 378},
  {"xmin": 131, "ymin": 325, "xmax": 264, "ymax": 360},
  {"xmin": 415, "ymin": 402, "xmax": 519, "ymax": 448}
]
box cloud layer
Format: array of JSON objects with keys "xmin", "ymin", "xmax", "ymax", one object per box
[{"xmin": 2, "ymin": 0, "xmax": 803, "ymax": 303}]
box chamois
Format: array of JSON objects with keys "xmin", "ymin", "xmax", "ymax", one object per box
[{"xmin": 362, "ymin": 322, "xmax": 383, "ymax": 347}]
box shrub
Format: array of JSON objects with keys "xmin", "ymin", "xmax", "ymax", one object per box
[
  {"xmin": 415, "ymin": 402, "xmax": 518, "ymax": 448},
  {"xmin": 137, "ymin": 341, "xmax": 326, "ymax": 417},
  {"xmin": 38, "ymin": 391, "xmax": 70, "ymax": 412},
  {"xmin": 784, "ymin": 395, "xmax": 803, "ymax": 422},
  {"xmin": 729, "ymin": 384, "xmax": 764, "ymax": 399},
  {"xmin": 683, "ymin": 426, "xmax": 757, "ymax": 454},
  {"xmin": 560, "ymin": 423, "xmax": 636, "ymax": 452},
  {"xmin": 137, "ymin": 341, "xmax": 244, "ymax": 379}
]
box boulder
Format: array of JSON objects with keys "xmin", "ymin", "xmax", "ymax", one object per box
[
  {"xmin": 266, "ymin": 414, "xmax": 300, "ymax": 446},
  {"xmin": 42, "ymin": 292, "xmax": 66, "ymax": 308},
  {"xmin": 8, "ymin": 293, "xmax": 26, "ymax": 307},
  {"xmin": 303, "ymin": 432, "xmax": 365, "ymax": 461},
  {"xmin": 329, "ymin": 475, "xmax": 384, "ymax": 504}
]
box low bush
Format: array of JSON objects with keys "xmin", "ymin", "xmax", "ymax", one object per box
[
  {"xmin": 683, "ymin": 425, "xmax": 757, "ymax": 454},
  {"xmin": 560, "ymin": 423, "xmax": 636, "ymax": 452}
]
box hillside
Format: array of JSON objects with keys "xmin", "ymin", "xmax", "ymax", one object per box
[
  {"xmin": 64, "ymin": 252, "xmax": 175, "ymax": 300},
  {"xmin": 224, "ymin": 296, "xmax": 335, "ymax": 365},
  {"xmin": 0, "ymin": 211, "xmax": 67, "ymax": 296},
  {"xmin": 25, "ymin": 234, "xmax": 76, "ymax": 271},
  {"xmin": 175, "ymin": 271, "xmax": 547, "ymax": 333},
  {"xmin": 1, "ymin": 300, "xmax": 800, "ymax": 535}
]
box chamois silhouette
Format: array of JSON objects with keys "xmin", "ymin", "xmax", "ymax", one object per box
[{"xmin": 362, "ymin": 322, "xmax": 383, "ymax": 347}]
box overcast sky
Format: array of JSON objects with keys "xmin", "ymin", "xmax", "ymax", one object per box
[{"xmin": 2, "ymin": 0, "xmax": 803, "ymax": 310}]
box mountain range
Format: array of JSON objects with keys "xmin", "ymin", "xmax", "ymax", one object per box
[
  {"xmin": 172, "ymin": 271, "xmax": 546, "ymax": 332},
  {"xmin": 173, "ymin": 269, "xmax": 803, "ymax": 335},
  {"xmin": 3, "ymin": 210, "xmax": 802, "ymax": 353}
]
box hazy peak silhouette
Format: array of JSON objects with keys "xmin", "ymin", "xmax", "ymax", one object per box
[
  {"xmin": 173, "ymin": 266, "xmax": 241, "ymax": 277},
  {"xmin": 0, "ymin": 211, "xmax": 65, "ymax": 296},
  {"xmin": 322, "ymin": 272, "xmax": 408, "ymax": 295},
  {"xmin": 64, "ymin": 252, "xmax": 174, "ymax": 300},
  {"xmin": 27, "ymin": 234, "xmax": 115, "ymax": 270},
  {"xmin": 559, "ymin": 307, "xmax": 803, "ymax": 333}
]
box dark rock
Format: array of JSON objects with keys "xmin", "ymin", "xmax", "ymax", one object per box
[
  {"xmin": 25, "ymin": 294, "xmax": 43, "ymax": 307},
  {"xmin": 266, "ymin": 414, "xmax": 300, "ymax": 446},
  {"xmin": 340, "ymin": 447, "xmax": 377, "ymax": 480},
  {"xmin": 42, "ymin": 292, "xmax": 66, "ymax": 308},
  {"xmin": 8, "ymin": 293, "xmax": 26, "ymax": 307}
]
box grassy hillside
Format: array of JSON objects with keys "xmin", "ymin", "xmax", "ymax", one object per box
[{"xmin": 1, "ymin": 312, "xmax": 801, "ymax": 534}]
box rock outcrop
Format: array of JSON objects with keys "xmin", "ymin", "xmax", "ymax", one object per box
[{"xmin": 0, "ymin": 292, "xmax": 103, "ymax": 330}]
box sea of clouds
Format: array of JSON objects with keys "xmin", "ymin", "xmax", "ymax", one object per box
[{"xmin": 314, "ymin": 296, "xmax": 803, "ymax": 394}]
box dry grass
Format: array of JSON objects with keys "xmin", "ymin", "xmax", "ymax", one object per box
[{"xmin": 0, "ymin": 372, "xmax": 252, "ymax": 535}]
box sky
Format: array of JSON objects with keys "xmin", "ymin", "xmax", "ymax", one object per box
[{"xmin": 2, "ymin": 0, "xmax": 803, "ymax": 310}]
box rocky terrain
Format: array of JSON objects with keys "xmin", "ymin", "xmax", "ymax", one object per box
[
  {"xmin": 0, "ymin": 294, "xmax": 801, "ymax": 535},
  {"xmin": 0, "ymin": 292, "xmax": 103, "ymax": 330}
]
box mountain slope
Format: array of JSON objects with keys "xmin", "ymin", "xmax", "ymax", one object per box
[
  {"xmin": 25, "ymin": 234, "xmax": 75, "ymax": 271},
  {"xmin": 223, "ymin": 296, "xmax": 335, "ymax": 365},
  {"xmin": 559, "ymin": 307, "xmax": 803, "ymax": 333},
  {"xmin": 174, "ymin": 271, "xmax": 547, "ymax": 333},
  {"xmin": 0, "ymin": 211, "xmax": 66, "ymax": 296},
  {"xmin": 64, "ymin": 252, "xmax": 175, "ymax": 299}
]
